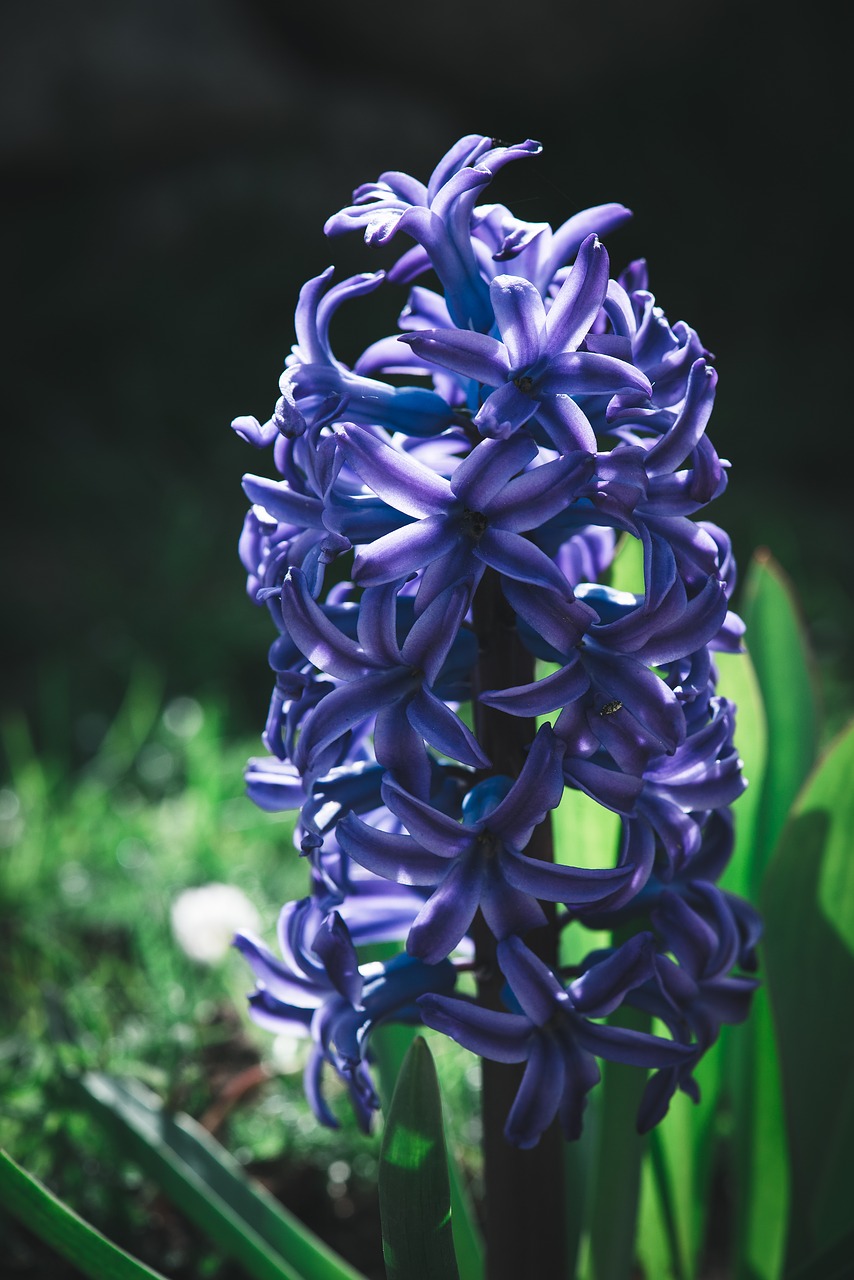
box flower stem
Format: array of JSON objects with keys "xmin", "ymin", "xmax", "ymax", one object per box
[{"xmin": 472, "ymin": 569, "xmax": 566, "ymax": 1280}]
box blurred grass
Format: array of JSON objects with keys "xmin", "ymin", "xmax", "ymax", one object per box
[{"xmin": 0, "ymin": 671, "xmax": 482, "ymax": 1277}]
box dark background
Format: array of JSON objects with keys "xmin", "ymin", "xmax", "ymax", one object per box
[{"xmin": 3, "ymin": 0, "xmax": 851, "ymax": 761}]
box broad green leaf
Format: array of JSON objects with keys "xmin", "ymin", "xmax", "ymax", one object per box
[
  {"xmin": 371, "ymin": 1023, "xmax": 483, "ymax": 1280},
  {"xmin": 740, "ymin": 549, "xmax": 822, "ymax": 890},
  {"xmin": 378, "ymin": 1036, "xmax": 459, "ymax": 1280},
  {"xmin": 715, "ymin": 556, "xmax": 805, "ymax": 1280},
  {"xmin": 761, "ymin": 719, "xmax": 854, "ymax": 1273},
  {"xmin": 69, "ymin": 1072, "xmax": 365, "ymax": 1280},
  {"xmin": 0, "ymin": 1147, "xmax": 167, "ymax": 1280}
]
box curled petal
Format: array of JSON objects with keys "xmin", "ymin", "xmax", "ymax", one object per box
[
  {"xmin": 242, "ymin": 474, "xmax": 325, "ymax": 529},
  {"xmin": 407, "ymin": 686, "xmax": 490, "ymax": 768},
  {"xmin": 400, "ymin": 329, "xmax": 509, "ymax": 385},
  {"xmin": 574, "ymin": 1018, "xmax": 692, "ymax": 1068},
  {"xmin": 451, "ymin": 433, "xmax": 539, "ymax": 510},
  {"xmin": 505, "ymin": 1035, "xmax": 565, "ymax": 1148},
  {"xmin": 497, "ymin": 935, "xmax": 566, "ymax": 1026},
  {"xmin": 281, "ymin": 569, "xmax": 376, "ymax": 680},
  {"xmin": 487, "ymin": 723, "xmax": 566, "ymax": 843},
  {"xmin": 407, "ymin": 853, "xmax": 485, "ymax": 964},
  {"xmin": 382, "ymin": 778, "xmax": 473, "ymax": 857},
  {"xmin": 490, "ymin": 274, "xmax": 547, "ymax": 370},
  {"xmin": 352, "ymin": 514, "xmax": 459, "ymax": 586},
  {"xmin": 336, "ymin": 813, "xmax": 450, "ymax": 886},
  {"xmin": 569, "ymin": 933, "xmax": 657, "ymax": 1016},
  {"xmin": 502, "ymin": 847, "xmax": 636, "ymax": 907},
  {"xmin": 476, "ymin": 527, "xmax": 574, "ymax": 594},
  {"xmin": 538, "ymin": 352, "xmax": 652, "ymax": 399},
  {"xmin": 418, "ymin": 994, "xmax": 532, "ymax": 1063},
  {"xmin": 545, "ymin": 234, "xmax": 610, "ymax": 353},
  {"xmin": 336, "ymin": 424, "xmax": 452, "ymax": 518},
  {"xmin": 312, "ymin": 912, "xmax": 364, "ymax": 1006},
  {"xmin": 480, "ymin": 657, "xmax": 589, "ymax": 718},
  {"xmin": 474, "ymin": 379, "xmax": 541, "ymax": 440}
]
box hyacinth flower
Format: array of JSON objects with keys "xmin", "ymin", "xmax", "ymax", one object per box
[
  {"xmin": 337, "ymin": 723, "xmax": 637, "ymax": 965},
  {"xmin": 235, "ymin": 896, "xmax": 455, "ymax": 1130},
  {"xmin": 400, "ymin": 234, "xmax": 652, "ymax": 447},
  {"xmin": 421, "ymin": 933, "xmax": 692, "ymax": 1148},
  {"xmin": 228, "ymin": 131, "xmax": 759, "ymax": 1277}
]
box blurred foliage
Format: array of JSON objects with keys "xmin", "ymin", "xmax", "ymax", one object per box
[{"xmin": 0, "ymin": 675, "xmax": 481, "ymax": 1278}]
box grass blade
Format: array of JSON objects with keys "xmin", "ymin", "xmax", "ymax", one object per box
[{"xmin": 0, "ymin": 1147, "xmax": 167, "ymax": 1280}]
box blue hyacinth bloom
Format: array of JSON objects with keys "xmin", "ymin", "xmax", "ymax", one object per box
[{"xmin": 228, "ymin": 133, "xmax": 759, "ymax": 1142}]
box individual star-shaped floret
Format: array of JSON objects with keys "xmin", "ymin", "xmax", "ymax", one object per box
[{"xmin": 400, "ymin": 235, "xmax": 652, "ymax": 448}]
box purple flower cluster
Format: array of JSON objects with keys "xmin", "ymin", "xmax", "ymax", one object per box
[{"xmin": 231, "ymin": 135, "xmax": 759, "ymax": 1148}]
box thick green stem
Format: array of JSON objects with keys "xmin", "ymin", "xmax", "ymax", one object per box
[{"xmin": 472, "ymin": 569, "xmax": 566, "ymax": 1280}]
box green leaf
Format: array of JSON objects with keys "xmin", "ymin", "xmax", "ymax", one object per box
[
  {"xmin": 0, "ymin": 1146, "xmax": 167, "ymax": 1280},
  {"xmin": 715, "ymin": 645, "xmax": 768, "ymax": 902},
  {"xmin": 643, "ymin": 1034, "xmax": 724, "ymax": 1279},
  {"xmin": 715, "ymin": 645, "xmax": 789, "ymax": 1280},
  {"xmin": 608, "ymin": 533, "xmax": 645, "ymax": 595},
  {"xmin": 740, "ymin": 549, "xmax": 823, "ymax": 890},
  {"xmin": 551, "ymin": 783, "xmax": 620, "ymax": 968},
  {"xmin": 635, "ymin": 1148, "xmax": 680, "ymax": 1280},
  {"xmin": 371, "ymin": 1024, "xmax": 483, "ymax": 1280},
  {"xmin": 720, "ymin": 985, "xmax": 789, "ymax": 1280},
  {"xmin": 378, "ymin": 1036, "xmax": 460, "ymax": 1280},
  {"xmin": 68, "ymin": 1071, "xmax": 365, "ymax": 1280},
  {"xmin": 715, "ymin": 554, "xmax": 811, "ymax": 1280},
  {"xmin": 580, "ymin": 997, "xmax": 650, "ymax": 1280},
  {"xmin": 761, "ymin": 718, "xmax": 854, "ymax": 1273}
]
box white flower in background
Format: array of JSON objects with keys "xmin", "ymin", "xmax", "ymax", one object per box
[{"xmin": 170, "ymin": 883, "xmax": 261, "ymax": 964}]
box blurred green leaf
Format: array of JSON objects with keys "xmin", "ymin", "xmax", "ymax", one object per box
[
  {"xmin": 721, "ymin": 983, "xmax": 789, "ymax": 1280},
  {"xmin": 762, "ymin": 718, "xmax": 854, "ymax": 1273},
  {"xmin": 0, "ymin": 1146, "xmax": 167, "ymax": 1280},
  {"xmin": 551, "ymin": 783, "xmax": 620, "ymax": 968},
  {"xmin": 644, "ymin": 1034, "xmax": 725, "ymax": 1279},
  {"xmin": 716, "ymin": 643, "xmax": 789, "ymax": 1280},
  {"xmin": 378, "ymin": 1036, "xmax": 459, "ymax": 1280},
  {"xmin": 581, "ymin": 994, "xmax": 650, "ymax": 1280},
  {"xmin": 715, "ymin": 550, "xmax": 822, "ymax": 1280},
  {"xmin": 608, "ymin": 532, "xmax": 645, "ymax": 595},
  {"xmin": 636, "ymin": 1145, "xmax": 681, "ymax": 1280},
  {"xmin": 715, "ymin": 645, "xmax": 768, "ymax": 903},
  {"xmin": 69, "ymin": 1071, "xmax": 366, "ymax": 1280},
  {"xmin": 740, "ymin": 549, "xmax": 823, "ymax": 891}
]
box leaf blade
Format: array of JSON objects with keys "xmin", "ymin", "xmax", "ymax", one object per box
[
  {"xmin": 378, "ymin": 1036, "xmax": 460, "ymax": 1280},
  {"xmin": 69, "ymin": 1071, "xmax": 366, "ymax": 1280},
  {"xmin": 0, "ymin": 1146, "xmax": 168, "ymax": 1280},
  {"xmin": 761, "ymin": 718, "xmax": 854, "ymax": 1272}
]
